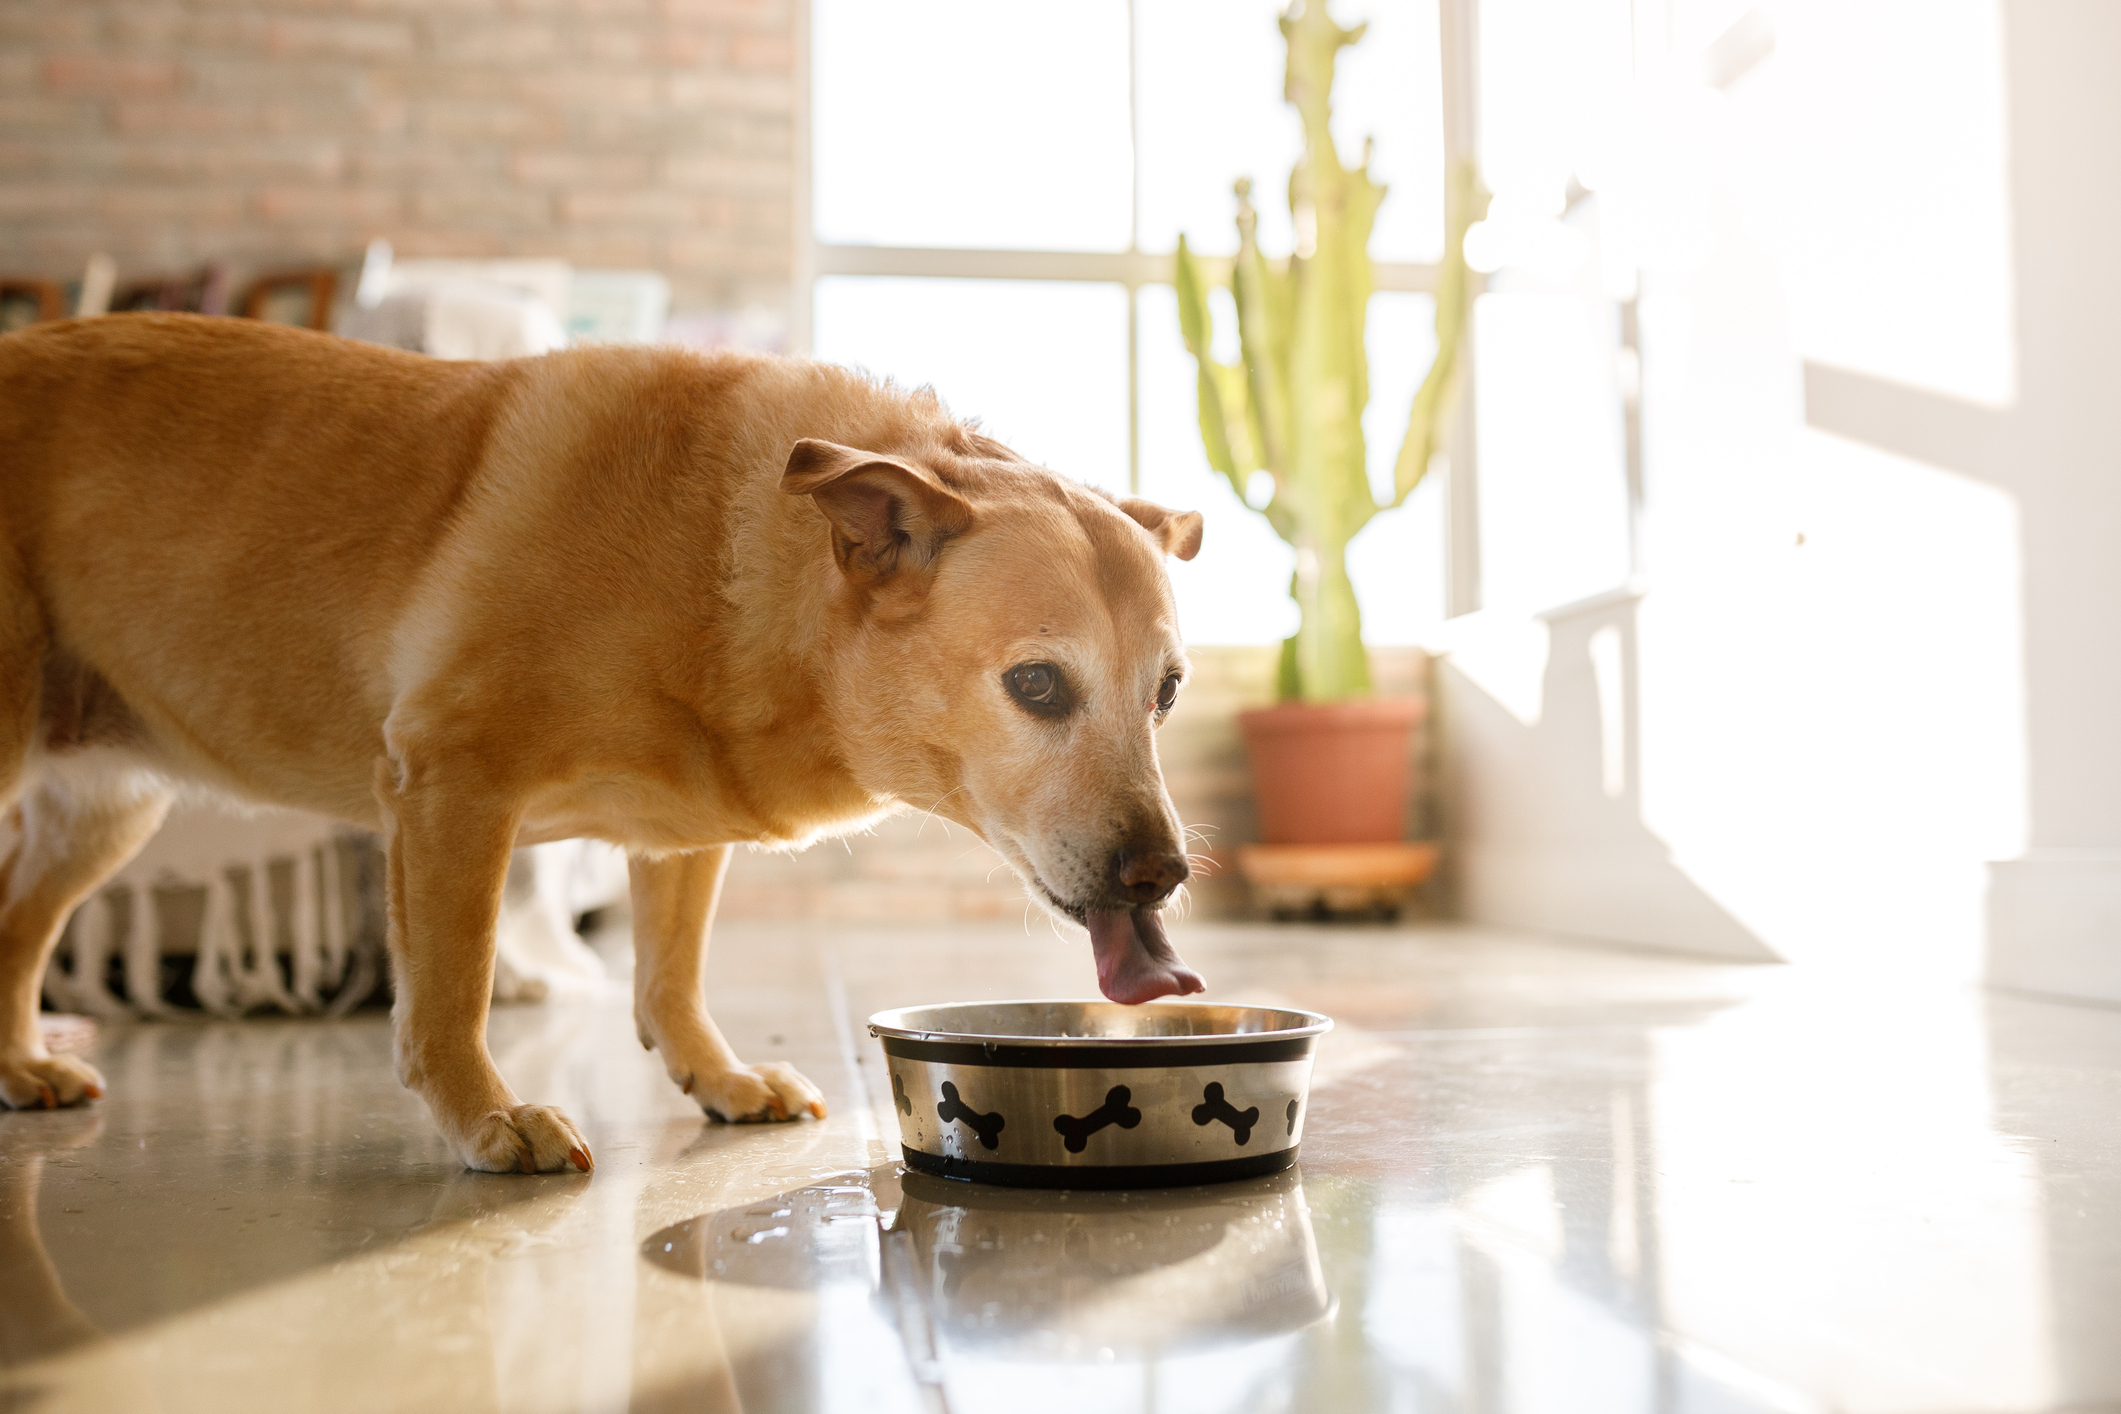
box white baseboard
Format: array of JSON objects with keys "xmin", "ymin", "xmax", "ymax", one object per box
[{"xmin": 1987, "ymin": 851, "xmax": 2121, "ymax": 1004}]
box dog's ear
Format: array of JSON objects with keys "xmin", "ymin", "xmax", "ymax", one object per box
[
  {"xmin": 1118, "ymin": 498, "xmax": 1204, "ymax": 561},
  {"xmin": 782, "ymin": 438, "xmax": 973, "ymax": 587}
]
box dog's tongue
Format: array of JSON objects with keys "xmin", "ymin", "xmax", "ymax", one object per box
[{"xmin": 1087, "ymin": 907, "xmax": 1206, "ymax": 1005}]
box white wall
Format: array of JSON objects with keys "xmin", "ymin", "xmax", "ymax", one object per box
[{"xmin": 1442, "ymin": 0, "xmax": 2121, "ymax": 997}]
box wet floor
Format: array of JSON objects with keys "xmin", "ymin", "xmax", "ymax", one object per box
[{"xmin": 3, "ymin": 920, "xmax": 2118, "ymax": 1412}]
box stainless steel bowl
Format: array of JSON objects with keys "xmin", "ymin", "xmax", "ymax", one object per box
[{"xmin": 868, "ymin": 999, "xmax": 1333, "ymax": 1188}]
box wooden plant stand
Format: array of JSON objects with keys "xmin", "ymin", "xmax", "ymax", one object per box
[{"xmin": 1238, "ymin": 842, "xmax": 1439, "ymax": 920}]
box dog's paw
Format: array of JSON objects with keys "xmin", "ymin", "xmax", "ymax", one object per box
[
  {"xmin": 453, "ymin": 1104, "xmax": 594, "ymax": 1175},
  {"xmin": 0, "ymin": 1053, "xmax": 106, "ymax": 1110},
  {"xmin": 685, "ymin": 1061, "xmax": 828, "ymax": 1124}
]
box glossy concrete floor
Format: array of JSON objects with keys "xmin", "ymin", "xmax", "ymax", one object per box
[{"xmin": 3, "ymin": 920, "xmax": 2119, "ymax": 1414}]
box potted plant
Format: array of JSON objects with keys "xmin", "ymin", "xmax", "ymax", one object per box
[{"xmin": 1174, "ymin": 0, "xmax": 1484, "ymax": 905}]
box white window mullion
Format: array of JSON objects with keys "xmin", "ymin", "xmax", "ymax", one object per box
[
  {"xmin": 1440, "ymin": 0, "xmax": 1484, "ymax": 618},
  {"xmin": 1128, "ymin": 0, "xmax": 1143, "ymax": 495},
  {"xmin": 791, "ymin": 0, "xmax": 816, "ymax": 355}
]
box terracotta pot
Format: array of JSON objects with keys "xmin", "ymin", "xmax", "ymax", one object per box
[{"xmin": 1237, "ymin": 697, "xmax": 1426, "ymax": 845}]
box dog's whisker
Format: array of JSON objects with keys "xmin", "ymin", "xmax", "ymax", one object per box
[{"xmin": 913, "ymin": 785, "xmax": 968, "ymax": 841}]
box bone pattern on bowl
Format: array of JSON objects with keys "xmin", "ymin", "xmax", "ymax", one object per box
[
  {"xmin": 891, "ymin": 1058, "xmax": 1312, "ymax": 1169},
  {"xmin": 1191, "ymin": 1083, "xmax": 1260, "ymax": 1146},
  {"xmin": 935, "ymin": 1081, "xmax": 1005, "ymax": 1151},
  {"xmin": 1054, "ymin": 1085, "xmax": 1143, "ymax": 1153}
]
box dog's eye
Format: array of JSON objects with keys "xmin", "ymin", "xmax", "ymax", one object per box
[
  {"xmin": 1155, "ymin": 674, "xmax": 1180, "ymax": 713},
  {"xmin": 1004, "ymin": 661, "xmax": 1070, "ymax": 718}
]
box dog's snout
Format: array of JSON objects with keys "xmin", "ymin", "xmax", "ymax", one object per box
[{"xmin": 1114, "ymin": 847, "xmax": 1189, "ymax": 906}]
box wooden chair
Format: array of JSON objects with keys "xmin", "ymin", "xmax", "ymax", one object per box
[
  {"xmin": 239, "ymin": 269, "xmax": 338, "ymax": 330},
  {"xmin": 108, "ymin": 264, "xmax": 232, "ymax": 317},
  {"xmin": 0, "ymin": 278, "xmax": 65, "ymax": 334}
]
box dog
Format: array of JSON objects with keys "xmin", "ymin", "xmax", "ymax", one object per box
[{"xmin": 0, "ymin": 313, "xmax": 1207, "ymax": 1173}]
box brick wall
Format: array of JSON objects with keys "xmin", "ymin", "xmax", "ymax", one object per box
[{"xmin": 0, "ymin": 0, "xmax": 797, "ymax": 315}]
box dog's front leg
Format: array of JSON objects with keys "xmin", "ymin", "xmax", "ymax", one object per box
[
  {"xmin": 629, "ymin": 846, "xmax": 826, "ymax": 1123},
  {"xmin": 379, "ymin": 766, "xmax": 592, "ymax": 1174}
]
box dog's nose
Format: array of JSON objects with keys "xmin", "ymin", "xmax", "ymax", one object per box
[{"xmin": 1114, "ymin": 847, "xmax": 1190, "ymax": 906}]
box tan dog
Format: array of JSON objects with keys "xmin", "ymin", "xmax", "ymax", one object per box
[{"xmin": 0, "ymin": 314, "xmax": 1207, "ymax": 1173}]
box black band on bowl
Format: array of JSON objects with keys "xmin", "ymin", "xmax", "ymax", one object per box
[
  {"xmin": 879, "ymin": 1036, "xmax": 1316, "ymax": 1069},
  {"xmin": 901, "ymin": 1144, "xmax": 1298, "ymax": 1190}
]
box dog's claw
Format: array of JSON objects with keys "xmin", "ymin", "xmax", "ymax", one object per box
[
  {"xmin": 0, "ymin": 1054, "xmax": 107, "ymax": 1110},
  {"xmin": 455, "ymin": 1104, "xmax": 593, "ymax": 1174},
  {"xmin": 568, "ymin": 1146, "xmax": 593, "ymax": 1173},
  {"xmin": 679, "ymin": 1060, "xmax": 824, "ymax": 1124}
]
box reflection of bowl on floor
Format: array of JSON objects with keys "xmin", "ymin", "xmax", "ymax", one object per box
[
  {"xmin": 893, "ymin": 1166, "xmax": 1332, "ymax": 1358},
  {"xmin": 639, "ymin": 1162, "xmax": 1332, "ymax": 1365},
  {"xmin": 870, "ymin": 1000, "xmax": 1332, "ymax": 1189}
]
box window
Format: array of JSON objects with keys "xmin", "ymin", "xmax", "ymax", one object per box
[
  {"xmin": 802, "ymin": 0, "xmax": 1639, "ymax": 641},
  {"xmin": 1469, "ymin": 0, "xmax": 1639, "ymax": 613}
]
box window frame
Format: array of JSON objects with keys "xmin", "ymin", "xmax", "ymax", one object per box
[{"xmin": 792, "ymin": 0, "xmax": 1642, "ymax": 622}]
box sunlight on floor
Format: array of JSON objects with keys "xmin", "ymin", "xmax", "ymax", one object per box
[{"xmin": 5, "ymin": 921, "xmax": 2117, "ymax": 1411}]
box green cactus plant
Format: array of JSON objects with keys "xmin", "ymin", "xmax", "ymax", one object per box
[{"xmin": 1174, "ymin": 0, "xmax": 1487, "ymax": 703}]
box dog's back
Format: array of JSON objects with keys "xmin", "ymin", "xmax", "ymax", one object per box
[{"xmin": 1, "ymin": 316, "xmax": 532, "ymax": 805}]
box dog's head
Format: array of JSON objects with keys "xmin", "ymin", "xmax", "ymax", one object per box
[{"xmin": 784, "ymin": 435, "xmax": 1207, "ymax": 1004}]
